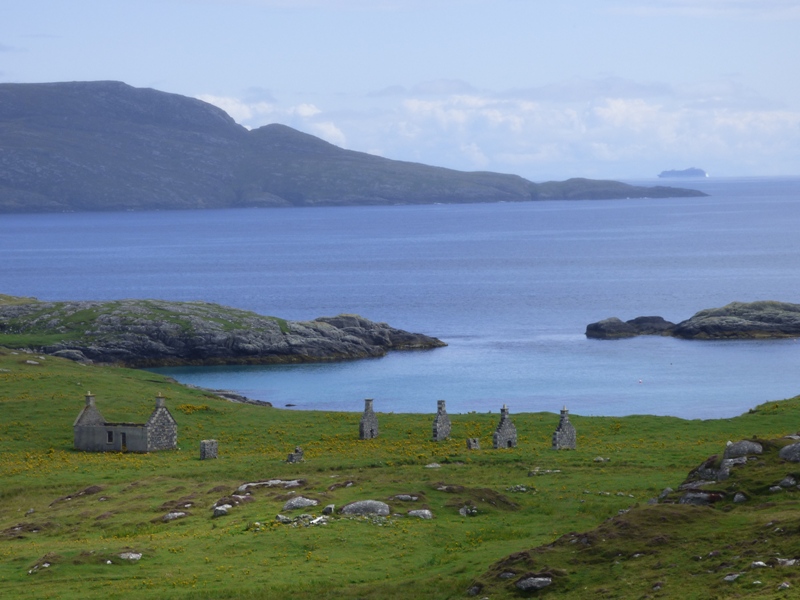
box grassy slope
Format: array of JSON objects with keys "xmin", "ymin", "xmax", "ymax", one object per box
[{"xmin": 1, "ymin": 347, "xmax": 798, "ymax": 599}]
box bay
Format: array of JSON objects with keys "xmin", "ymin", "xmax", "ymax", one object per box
[{"xmin": 2, "ymin": 176, "xmax": 799, "ymax": 418}]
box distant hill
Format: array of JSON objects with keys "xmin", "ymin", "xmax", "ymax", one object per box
[{"xmin": 0, "ymin": 81, "xmax": 706, "ymax": 213}]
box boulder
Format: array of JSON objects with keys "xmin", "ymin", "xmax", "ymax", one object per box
[
  {"xmin": 407, "ymin": 509, "xmax": 433, "ymax": 519},
  {"xmin": 585, "ymin": 317, "xmax": 638, "ymax": 339},
  {"xmin": 723, "ymin": 440, "xmax": 763, "ymax": 459},
  {"xmin": 516, "ymin": 576, "xmax": 553, "ymax": 591},
  {"xmin": 340, "ymin": 500, "xmax": 390, "ymax": 516},
  {"xmin": 282, "ymin": 496, "xmax": 318, "ymax": 511},
  {"xmin": 779, "ymin": 443, "xmax": 800, "ymax": 462}
]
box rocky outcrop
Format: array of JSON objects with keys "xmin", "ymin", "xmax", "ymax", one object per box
[
  {"xmin": 0, "ymin": 297, "xmax": 445, "ymax": 367},
  {"xmin": 586, "ymin": 301, "xmax": 800, "ymax": 340},
  {"xmin": 585, "ymin": 316, "xmax": 675, "ymax": 339}
]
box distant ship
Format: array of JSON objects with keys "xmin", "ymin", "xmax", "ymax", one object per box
[{"xmin": 658, "ymin": 167, "xmax": 708, "ymax": 178}]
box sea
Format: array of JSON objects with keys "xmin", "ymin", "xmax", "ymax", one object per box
[{"xmin": 2, "ymin": 176, "xmax": 799, "ymax": 419}]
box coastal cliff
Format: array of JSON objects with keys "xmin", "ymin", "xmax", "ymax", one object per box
[
  {"xmin": 0, "ymin": 296, "xmax": 445, "ymax": 367},
  {"xmin": 0, "ymin": 81, "xmax": 707, "ymax": 213},
  {"xmin": 586, "ymin": 301, "xmax": 800, "ymax": 340}
]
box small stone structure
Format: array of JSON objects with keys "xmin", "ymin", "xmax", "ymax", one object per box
[
  {"xmin": 551, "ymin": 406, "xmax": 577, "ymax": 450},
  {"xmin": 286, "ymin": 446, "xmax": 304, "ymax": 463},
  {"xmin": 431, "ymin": 400, "xmax": 451, "ymax": 441},
  {"xmin": 466, "ymin": 438, "xmax": 481, "ymax": 450},
  {"xmin": 73, "ymin": 392, "xmax": 177, "ymax": 453},
  {"xmin": 492, "ymin": 404, "xmax": 517, "ymax": 449},
  {"xmin": 359, "ymin": 398, "xmax": 379, "ymax": 439},
  {"xmin": 200, "ymin": 439, "xmax": 218, "ymax": 459}
]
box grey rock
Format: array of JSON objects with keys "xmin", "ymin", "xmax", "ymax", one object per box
[
  {"xmin": 275, "ymin": 514, "xmax": 292, "ymax": 524},
  {"xmin": 723, "ymin": 573, "xmax": 742, "ymax": 582},
  {"xmin": 673, "ymin": 301, "xmax": 800, "ymax": 339},
  {"xmin": 589, "ymin": 301, "xmax": 800, "ymax": 341},
  {"xmin": 341, "ymin": 500, "xmax": 390, "ymax": 516},
  {"xmin": 770, "ymin": 486, "xmax": 784, "ymax": 493},
  {"xmin": 779, "ymin": 475, "xmax": 797, "ymax": 488},
  {"xmin": 212, "ymin": 505, "xmax": 231, "ymax": 518},
  {"xmin": 162, "ymin": 511, "xmax": 186, "ymax": 522},
  {"xmin": 658, "ymin": 487, "xmax": 674, "ymax": 500},
  {"xmin": 515, "ymin": 576, "xmax": 553, "ymax": 591},
  {"xmin": 751, "ymin": 561, "xmax": 768, "ymax": 569},
  {"xmin": 733, "ymin": 492, "xmax": 748, "ymax": 503},
  {"xmin": 322, "ymin": 504, "xmax": 335, "ymax": 516},
  {"xmin": 392, "ymin": 494, "xmax": 419, "ymax": 502},
  {"xmin": 459, "ymin": 505, "xmax": 478, "ymax": 517},
  {"xmin": 51, "ymin": 349, "xmax": 92, "ymax": 363},
  {"xmin": 679, "ymin": 491, "xmax": 724, "ymax": 505},
  {"xmin": 237, "ymin": 479, "xmax": 304, "ymax": 492},
  {"xmin": 1, "ymin": 299, "xmax": 445, "ymax": 367},
  {"xmin": 282, "ymin": 496, "xmax": 318, "ymax": 511},
  {"xmin": 586, "ymin": 316, "xmax": 675, "ymax": 339},
  {"xmin": 724, "ymin": 440, "xmax": 763, "ymax": 459},
  {"xmin": 779, "ymin": 443, "xmax": 800, "ymax": 462},
  {"xmin": 407, "ymin": 509, "xmax": 433, "ymax": 519}
]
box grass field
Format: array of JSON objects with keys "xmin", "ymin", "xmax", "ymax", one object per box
[{"xmin": 1, "ymin": 346, "xmax": 799, "ymax": 598}]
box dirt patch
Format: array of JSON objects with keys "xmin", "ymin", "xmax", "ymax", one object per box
[
  {"xmin": 159, "ymin": 494, "xmax": 197, "ymax": 511},
  {"xmin": 213, "ymin": 495, "xmax": 255, "ymax": 509},
  {"xmin": 28, "ymin": 552, "xmax": 62, "ymax": 574},
  {"xmin": 208, "ymin": 485, "xmax": 229, "ymax": 493},
  {"xmin": 443, "ymin": 487, "xmax": 519, "ymax": 511},
  {"xmin": 432, "ymin": 482, "xmax": 464, "ymax": 493},
  {"xmin": 3, "ymin": 521, "xmax": 54, "ymax": 539},
  {"xmin": 95, "ymin": 512, "xmax": 115, "ymax": 521},
  {"xmin": 328, "ymin": 480, "xmax": 356, "ymax": 491},
  {"xmin": 50, "ymin": 485, "xmax": 104, "ymax": 506}
]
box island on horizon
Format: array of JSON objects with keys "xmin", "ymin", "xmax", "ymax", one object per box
[{"xmin": 658, "ymin": 167, "xmax": 709, "ymax": 178}]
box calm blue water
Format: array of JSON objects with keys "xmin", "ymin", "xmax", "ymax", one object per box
[{"xmin": 2, "ymin": 176, "xmax": 799, "ymax": 418}]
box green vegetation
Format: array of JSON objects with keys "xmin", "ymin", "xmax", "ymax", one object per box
[{"xmin": 1, "ymin": 346, "xmax": 799, "ymax": 598}]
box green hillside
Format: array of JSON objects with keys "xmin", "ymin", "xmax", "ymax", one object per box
[{"xmin": 1, "ymin": 347, "xmax": 799, "ymax": 598}]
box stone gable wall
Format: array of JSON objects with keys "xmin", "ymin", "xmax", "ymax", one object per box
[{"xmin": 146, "ymin": 407, "xmax": 178, "ymax": 451}]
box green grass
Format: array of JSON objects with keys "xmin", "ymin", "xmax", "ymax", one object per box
[{"xmin": 1, "ymin": 346, "xmax": 799, "ymax": 598}]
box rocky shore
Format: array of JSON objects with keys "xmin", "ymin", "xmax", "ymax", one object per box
[
  {"xmin": 586, "ymin": 301, "xmax": 800, "ymax": 340},
  {"xmin": 0, "ymin": 297, "xmax": 446, "ymax": 367}
]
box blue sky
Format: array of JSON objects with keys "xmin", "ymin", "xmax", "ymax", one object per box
[{"xmin": 2, "ymin": 0, "xmax": 799, "ymax": 179}]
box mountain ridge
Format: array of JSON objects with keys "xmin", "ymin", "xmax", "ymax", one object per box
[{"xmin": 0, "ymin": 80, "xmax": 707, "ymax": 213}]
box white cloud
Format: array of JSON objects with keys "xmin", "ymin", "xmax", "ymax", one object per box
[
  {"xmin": 310, "ymin": 121, "xmax": 347, "ymax": 147},
  {"xmin": 290, "ymin": 103, "xmax": 322, "ymax": 118},
  {"xmin": 197, "ymin": 76, "xmax": 800, "ymax": 179},
  {"xmin": 196, "ymin": 94, "xmax": 275, "ymax": 123}
]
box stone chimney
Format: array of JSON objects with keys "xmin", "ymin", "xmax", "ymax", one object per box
[
  {"xmin": 155, "ymin": 393, "xmax": 165, "ymax": 409},
  {"xmin": 85, "ymin": 392, "xmax": 95, "ymax": 406}
]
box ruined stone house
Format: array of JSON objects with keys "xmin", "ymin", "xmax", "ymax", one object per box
[
  {"xmin": 492, "ymin": 404, "xmax": 517, "ymax": 448},
  {"xmin": 359, "ymin": 398, "xmax": 379, "ymax": 439},
  {"xmin": 73, "ymin": 392, "xmax": 177, "ymax": 452},
  {"xmin": 552, "ymin": 406, "xmax": 576, "ymax": 450},
  {"xmin": 431, "ymin": 400, "xmax": 451, "ymax": 441}
]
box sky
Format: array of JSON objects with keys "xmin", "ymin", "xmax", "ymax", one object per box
[{"xmin": 2, "ymin": 0, "xmax": 799, "ymax": 180}]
